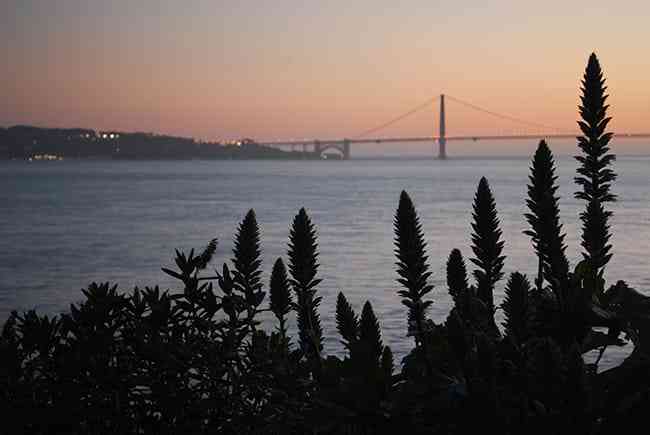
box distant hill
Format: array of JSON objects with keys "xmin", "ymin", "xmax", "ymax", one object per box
[{"xmin": 0, "ymin": 125, "xmax": 317, "ymax": 160}]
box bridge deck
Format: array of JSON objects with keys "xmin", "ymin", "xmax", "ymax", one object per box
[{"xmin": 261, "ymin": 133, "xmax": 650, "ymax": 147}]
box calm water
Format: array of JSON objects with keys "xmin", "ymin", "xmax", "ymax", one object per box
[{"xmin": 2, "ymin": 155, "xmax": 649, "ymax": 366}]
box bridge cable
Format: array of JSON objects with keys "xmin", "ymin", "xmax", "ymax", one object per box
[
  {"xmin": 353, "ymin": 96, "xmax": 439, "ymax": 139},
  {"xmin": 445, "ymin": 94, "xmax": 566, "ymax": 133}
]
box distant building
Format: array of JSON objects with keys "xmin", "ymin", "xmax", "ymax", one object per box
[{"xmin": 98, "ymin": 131, "xmax": 121, "ymax": 140}]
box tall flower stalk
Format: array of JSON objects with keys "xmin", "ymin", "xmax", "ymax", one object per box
[
  {"xmin": 470, "ymin": 178, "xmax": 505, "ymax": 319},
  {"xmin": 525, "ymin": 140, "xmax": 570, "ymax": 298},
  {"xmin": 288, "ymin": 208, "xmax": 324, "ymax": 368},
  {"xmin": 394, "ymin": 191, "xmax": 434, "ymax": 349},
  {"xmin": 575, "ymin": 53, "xmax": 617, "ymax": 282}
]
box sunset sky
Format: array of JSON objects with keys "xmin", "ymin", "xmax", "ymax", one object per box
[{"xmin": 2, "ymin": 0, "xmax": 650, "ymax": 152}]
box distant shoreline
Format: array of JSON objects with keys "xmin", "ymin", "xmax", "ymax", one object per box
[
  {"xmin": 0, "ymin": 125, "xmax": 323, "ymax": 161},
  {"xmin": 3, "ymin": 154, "xmax": 650, "ymax": 162}
]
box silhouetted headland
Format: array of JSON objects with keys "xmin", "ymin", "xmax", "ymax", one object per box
[{"xmin": 0, "ymin": 125, "xmax": 321, "ymax": 160}]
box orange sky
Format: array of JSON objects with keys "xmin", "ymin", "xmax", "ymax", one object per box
[{"xmin": 2, "ymin": 1, "xmax": 650, "ymax": 154}]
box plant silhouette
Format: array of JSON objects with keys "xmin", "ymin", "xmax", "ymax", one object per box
[
  {"xmin": 575, "ymin": 52, "xmax": 617, "ymax": 283},
  {"xmin": 288, "ymin": 207, "xmax": 324, "ymax": 372},
  {"xmin": 470, "ymin": 177, "xmax": 505, "ymax": 336},
  {"xmin": 525, "ymin": 140, "xmax": 569, "ymax": 294}
]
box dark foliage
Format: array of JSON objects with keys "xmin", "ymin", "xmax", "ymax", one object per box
[
  {"xmin": 381, "ymin": 346, "xmax": 394, "ymax": 377},
  {"xmin": 2, "ymin": 53, "xmax": 650, "ymax": 435},
  {"xmin": 446, "ymin": 248, "xmax": 485, "ymax": 331},
  {"xmin": 446, "ymin": 248, "xmax": 469, "ymax": 308},
  {"xmin": 502, "ymin": 272, "xmax": 532, "ymax": 343},
  {"xmin": 469, "ymin": 177, "xmax": 505, "ymax": 336},
  {"xmin": 581, "ymin": 199, "xmax": 613, "ymax": 278},
  {"xmin": 359, "ymin": 301, "xmax": 383, "ymax": 365},
  {"xmin": 232, "ymin": 210, "xmax": 265, "ymax": 331},
  {"xmin": 393, "ymin": 191, "xmax": 434, "ymax": 346},
  {"xmin": 317, "ymin": 295, "xmax": 395, "ymax": 434},
  {"xmin": 270, "ymin": 257, "xmax": 292, "ymax": 342},
  {"xmin": 470, "ymin": 177, "xmax": 505, "ymax": 311},
  {"xmin": 288, "ymin": 208, "xmax": 324, "ymax": 365},
  {"xmin": 196, "ymin": 237, "xmax": 218, "ymax": 270},
  {"xmin": 525, "ymin": 140, "xmax": 569, "ymax": 294},
  {"xmin": 335, "ymin": 292, "xmax": 359, "ymax": 350},
  {"xmin": 575, "ymin": 52, "xmax": 617, "ymax": 280}
]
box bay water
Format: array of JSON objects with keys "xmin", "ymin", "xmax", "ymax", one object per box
[{"xmin": 2, "ymin": 154, "xmax": 649, "ymax": 366}]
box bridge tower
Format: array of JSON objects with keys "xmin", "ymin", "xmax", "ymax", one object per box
[
  {"xmin": 438, "ymin": 94, "xmax": 447, "ymax": 159},
  {"xmin": 342, "ymin": 139, "xmax": 350, "ymax": 160}
]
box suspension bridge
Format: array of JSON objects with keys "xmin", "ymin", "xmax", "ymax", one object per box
[{"xmin": 258, "ymin": 94, "xmax": 650, "ymax": 159}]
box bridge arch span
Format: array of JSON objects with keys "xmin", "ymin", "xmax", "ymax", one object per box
[{"xmin": 315, "ymin": 140, "xmax": 350, "ymax": 160}]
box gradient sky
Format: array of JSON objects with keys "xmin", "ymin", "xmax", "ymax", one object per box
[{"xmin": 2, "ymin": 0, "xmax": 650, "ymax": 153}]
